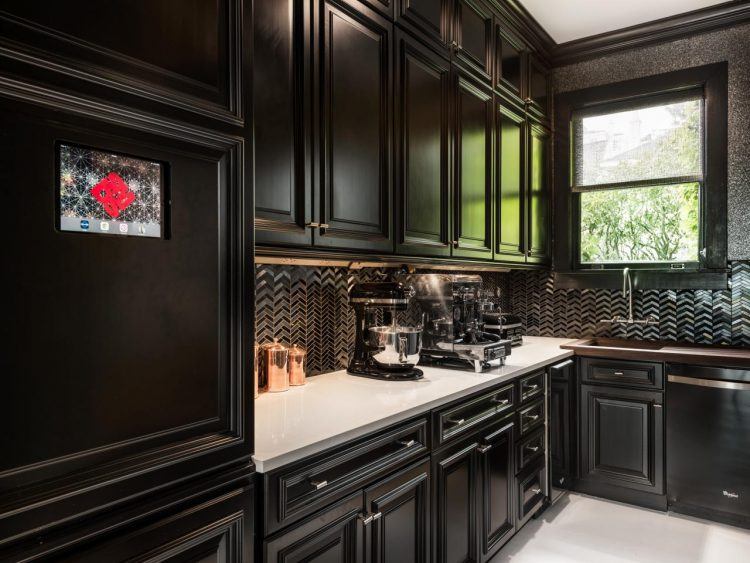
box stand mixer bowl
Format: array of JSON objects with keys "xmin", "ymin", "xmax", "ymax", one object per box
[{"xmin": 368, "ymin": 325, "xmax": 422, "ymax": 369}]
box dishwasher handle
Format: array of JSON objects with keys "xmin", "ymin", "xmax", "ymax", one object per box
[{"xmin": 668, "ymin": 374, "xmax": 750, "ymax": 391}]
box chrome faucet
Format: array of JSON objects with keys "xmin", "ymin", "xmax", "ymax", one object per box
[{"xmin": 601, "ymin": 268, "xmax": 658, "ymax": 326}]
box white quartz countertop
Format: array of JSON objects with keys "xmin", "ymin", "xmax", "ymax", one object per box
[{"xmin": 253, "ymin": 336, "xmax": 575, "ymax": 472}]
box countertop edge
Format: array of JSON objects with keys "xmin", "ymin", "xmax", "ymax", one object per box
[{"xmin": 252, "ymin": 346, "xmax": 574, "ymax": 473}]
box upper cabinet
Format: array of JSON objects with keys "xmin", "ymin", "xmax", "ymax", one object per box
[
  {"xmin": 395, "ymin": 30, "xmax": 452, "ymax": 257},
  {"xmin": 527, "ymin": 123, "xmax": 551, "ymax": 264},
  {"xmin": 396, "ymin": 0, "xmax": 450, "ymax": 51},
  {"xmin": 527, "ymin": 54, "xmax": 551, "ymax": 121},
  {"xmin": 314, "ymin": 0, "xmax": 394, "ymax": 252},
  {"xmin": 495, "ymin": 102, "xmax": 526, "ymax": 262},
  {"xmin": 452, "ymin": 0, "xmax": 494, "ymax": 84},
  {"xmin": 494, "ymin": 26, "xmax": 525, "ymax": 106}
]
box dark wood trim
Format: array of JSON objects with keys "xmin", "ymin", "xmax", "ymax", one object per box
[
  {"xmin": 552, "ymin": 1, "xmax": 750, "ymax": 66},
  {"xmin": 488, "ymin": 0, "xmax": 555, "ymax": 64},
  {"xmin": 553, "ymin": 62, "xmax": 728, "ymax": 289}
]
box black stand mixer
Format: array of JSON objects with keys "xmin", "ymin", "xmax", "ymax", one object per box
[{"xmin": 347, "ymin": 281, "xmax": 424, "ymax": 381}]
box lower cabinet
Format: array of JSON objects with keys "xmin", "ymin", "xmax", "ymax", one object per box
[
  {"xmin": 432, "ymin": 416, "xmax": 516, "ymax": 563},
  {"xmin": 264, "ymin": 459, "xmax": 431, "ymax": 563},
  {"xmin": 579, "ymin": 384, "xmax": 664, "ymax": 497},
  {"xmin": 549, "ymin": 360, "xmax": 576, "ymax": 490}
]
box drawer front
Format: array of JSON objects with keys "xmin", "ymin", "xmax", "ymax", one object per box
[
  {"xmin": 581, "ymin": 357, "xmax": 663, "ymax": 389},
  {"xmin": 517, "ymin": 399, "xmax": 545, "ymax": 437},
  {"xmin": 516, "ymin": 427, "xmax": 544, "ymax": 473},
  {"xmin": 435, "ymin": 383, "xmax": 515, "ymax": 447},
  {"xmin": 266, "ymin": 416, "xmax": 429, "ymax": 534},
  {"xmin": 517, "ymin": 459, "xmax": 546, "ymax": 522},
  {"xmin": 519, "ymin": 370, "xmax": 545, "ymax": 403}
]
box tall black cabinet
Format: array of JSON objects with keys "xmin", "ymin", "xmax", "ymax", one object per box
[{"xmin": 0, "ymin": 1, "xmax": 254, "ymax": 559}]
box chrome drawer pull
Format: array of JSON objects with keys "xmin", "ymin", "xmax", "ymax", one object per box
[
  {"xmin": 524, "ymin": 414, "xmax": 540, "ymax": 422},
  {"xmin": 613, "ymin": 371, "xmax": 624, "ymax": 376},
  {"xmin": 396, "ymin": 439, "xmax": 416, "ymax": 448},
  {"xmin": 525, "ymin": 445, "xmax": 540, "ymax": 453},
  {"xmin": 447, "ymin": 417, "xmax": 466, "ymax": 426},
  {"xmin": 532, "ymin": 487, "xmax": 542, "ymax": 495},
  {"xmin": 359, "ymin": 511, "xmax": 382, "ymax": 525},
  {"xmin": 524, "ymin": 384, "xmax": 539, "ymax": 391},
  {"xmin": 492, "ymin": 397, "xmax": 510, "ymax": 406},
  {"xmin": 477, "ymin": 444, "xmax": 492, "ymax": 454},
  {"xmin": 310, "ymin": 479, "xmax": 328, "ymax": 491},
  {"xmin": 372, "ymin": 511, "xmax": 383, "ymax": 521}
]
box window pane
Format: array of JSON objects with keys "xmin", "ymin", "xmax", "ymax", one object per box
[
  {"xmin": 573, "ymin": 98, "xmax": 703, "ymax": 187},
  {"xmin": 580, "ymin": 183, "xmax": 700, "ymax": 264}
]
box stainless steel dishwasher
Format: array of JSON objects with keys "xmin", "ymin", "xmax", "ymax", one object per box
[{"xmin": 667, "ymin": 363, "xmax": 750, "ymax": 528}]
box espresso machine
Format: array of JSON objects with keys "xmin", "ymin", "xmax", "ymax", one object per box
[
  {"xmin": 347, "ymin": 281, "xmax": 424, "ymax": 381},
  {"xmin": 408, "ymin": 274, "xmax": 512, "ymax": 372}
]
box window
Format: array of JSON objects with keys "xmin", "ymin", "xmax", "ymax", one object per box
[
  {"xmin": 554, "ymin": 63, "xmax": 728, "ymax": 287},
  {"xmin": 573, "ymin": 93, "xmax": 703, "ymax": 266}
]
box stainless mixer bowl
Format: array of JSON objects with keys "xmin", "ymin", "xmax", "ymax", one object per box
[{"xmin": 368, "ymin": 325, "xmax": 422, "ymax": 369}]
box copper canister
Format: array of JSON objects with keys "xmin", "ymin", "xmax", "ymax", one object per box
[
  {"xmin": 288, "ymin": 345, "xmax": 307, "ymax": 386},
  {"xmin": 253, "ymin": 343, "xmax": 260, "ymax": 398},
  {"xmin": 265, "ymin": 341, "xmax": 289, "ymax": 393}
]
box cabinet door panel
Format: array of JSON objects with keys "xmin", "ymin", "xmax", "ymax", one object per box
[
  {"xmin": 527, "ymin": 123, "xmax": 550, "ymax": 264},
  {"xmin": 395, "ymin": 31, "xmax": 451, "ymax": 256},
  {"xmin": 478, "ymin": 420, "xmax": 515, "ymax": 562},
  {"xmin": 550, "ymin": 379, "xmax": 571, "ymax": 488},
  {"xmin": 265, "ymin": 492, "xmax": 364, "ymax": 563},
  {"xmin": 527, "ymin": 54, "xmax": 550, "ymax": 119},
  {"xmin": 453, "ymin": 72, "xmax": 493, "ymax": 260},
  {"xmin": 453, "ymin": 0, "xmax": 493, "ymax": 83},
  {"xmin": 366, "ymin": 459, "xmax": 430, "ymax": 563},
  {"xmin": 396, "ymin": 0, "xmax": 448, "ymax": 50},
  {"xmin": 254, "ymin": 0, "xmax": 312, "ymax": 246},
  {"xmin": 434, "ymin": 440, "xmax": 479, "ymax": 563},
  {"xmin": 495, "ymin": 27, "xmax": 524, "ymax": 103},
  {"xmin": 316, "ymin": 0, "xmax": 393, "ymax": 252},
  {"xmin": 495, "ymin": 103, "xmax": 525, "ymax": 261},
  {"xmin": 580, "ymin": 385, "xmax": 664, "ymax": 495}
]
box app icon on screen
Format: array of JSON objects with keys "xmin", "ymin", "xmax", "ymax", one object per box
[
  {"xmin": 100, "ymin": 221, "xmax": 110, "ymax": 231},
  {"xmin": 80, "ymin": 219, "xmax": 90, "ymax": 230},
  {"xmin": 119, "ymin": 223, "xmax": 128, "ymax": 233}
]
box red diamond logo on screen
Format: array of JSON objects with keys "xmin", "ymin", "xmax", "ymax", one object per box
[{"xmin": 90, "ymin": 172, "xmax": 136, "ymax": 219}]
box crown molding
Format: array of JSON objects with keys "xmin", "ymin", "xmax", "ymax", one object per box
[{"xmin": 496, "ymin": 0, "xmax": 750, "ymax": 67}]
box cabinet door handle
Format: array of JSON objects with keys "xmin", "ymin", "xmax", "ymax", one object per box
[
  {"xmin": 319, "ymin": 223, "xmax": 330, "ymax": 229},
  {"xmin": 492, "ymin": 397, "xmax": 510, "ymax": 406},
  {"xmin": 524, "ymin": 384, "xmax": 539, "ymax": 392},
  {"xmin": 525, "ymin": 445, "xmax": 540, "ymax": 453},
  {"xmin": 477, "ymin": 444, "xmax": 492, "ymax": 454},
  {"xmin": 359, "ymin": 511, "xmax": 382, "ymax": 525},
  {"xmin": 305, "ymin": 222, "xmax": 320, "ymax": 228},
  {"xmin": 447, "ymin": 417, "xmax": 465, "ymax": 427},
  {"xmin": 309, "ymin": 479, "xmax": 328, "ymax": 491},
  {"xmin": 523, "ymin": 414, "xmax": 540, "ymax": 422},
  {"xmin": 452, "ymin": 240, "xmax": 459, "ymax": 248},
  {"xmin": 532, "ymin": 487, "xmax": 542, "ymax": 495},
  {"xmin": 372, "ymin": 511, "xmax": 383, "ymax": 521},
  {"xmin": 396, "ymin": 438, "xmax": 416, "ymax": 448},
  {"xmin": 654, "ymin": 404, "xmax": 663, "ymax": 408},
  {"xmin": 613, "ymin": 371, "xmax": 624, "ymax": 376}
]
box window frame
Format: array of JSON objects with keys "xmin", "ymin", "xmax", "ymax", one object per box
[{"xmin": 553, "ymin": 63, "xmax": 728, "ymax": 289}]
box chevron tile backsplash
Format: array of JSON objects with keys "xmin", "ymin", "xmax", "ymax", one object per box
[{"xmin": 255, "ymin": 262, "xmax": 750, "ymax": 375}]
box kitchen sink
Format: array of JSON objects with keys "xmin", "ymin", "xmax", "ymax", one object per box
[{"xmin": 570, "ymin": 338, "xmax": 665, "ymax": 350}]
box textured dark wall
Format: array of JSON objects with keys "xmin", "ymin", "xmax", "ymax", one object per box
[{"xmin": 553, "ymin": 23, "xmax": 750, "ymax": 260}]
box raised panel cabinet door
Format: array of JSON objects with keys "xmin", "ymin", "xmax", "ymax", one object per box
[
  {"xmin": 453, "ymin": 71, "xmax": 493, "ymax": 260},
  {"xmin": 550, "ymin": 378, "xmax": 571, "ymax": 489},
  {"xmin": 527, "ymin": 54, "xmax": 550, "ymax": 120},
  {"xmin": 254, "ymin": 0, "xmax": 313, "ymax": 246},
  {"xmin": 494, "ymin": 26, "xmax": 525, "ymax": 104},
  {"xmin": 395, "ymin": 0, "xmax": 449, "ymax": 52},
  {"xmin": 433, "ymin": 439, "xmax": 479, "ymax": 563},
  {"xmin": 580, "ymin": 385, "xmax": 665, "ymax": 495},
  {"xmin": 365, "ymin": 459, "xmax": 431, "ymax": 563},
  {"xmin": 265, "ymin": 492, "xmax": 365, "ymax": 563},
  {"xmin": 395, "ymin": 30, "xmax": 452, "ymax": 257},
  {"xmin": 315, "ymin": 0, "xmax": 393, "ymax": 252},
  {"xmin": 477, "ymin": 419, "xmax": 515, "ymax": 562},
  {"xmin": 452, "ymin": 0, "xmax": 493, "ymax": 84},
  {"xmin": 495, "ymin": 102, "xmax": 526, "ymax": 262},
  {"xmin": 527, "ymin": 123, "xmax": 550, "ymax": 264}
]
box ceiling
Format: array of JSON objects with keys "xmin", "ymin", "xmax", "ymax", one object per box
[{"xmin": 519, "ymin": 0, "xmax": 729, "ymax": 44}]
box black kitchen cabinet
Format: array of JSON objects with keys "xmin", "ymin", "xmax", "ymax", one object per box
[
  {"xmin": 265, "ymin": 492, "xmax": 364, "ymax": 563},
  {"xmin": 579, "ymin": 384, "xmax": 665, "ymax": 496},
  {"xmin": 395, "ymin": 30, "xmax": 452, "ymax": 257},
  {"xmin": 365, "ymin": 460, "xmax": 431, "ymax": 563},
  {"xmin": 550, "ymin": 360, "xmax": 576, "ymax": 490},
  {"xmin": 453, "ymin": 70, "xmax": 494, "ymax": 259},
  {"xmin": 494, "ymin": 26, "xmax": 526, "ymax": 106},
  {"xmin": 527, "ymin": 122, "xmax": 551, "ymax": 264},
  {"xmin": 433, "ymin": 437, "xmax": 480, "ymax": 563},
  {"xmin": 452, "ymin": 0, "xmax": 494, "ymax": 84},
  {"xmin": 478, "ymin": 418, "xmax": 516, "ymax": 562},
  {"xmin": 396, "ymin": 0, "xmax": 450, "ymax": 52},
  {"xmin": 495, "ymin": 101, "xmax": 526, "ymax": 262},
  {"xmin": 315, "ymin": 0, "xmax": 394, "ymax": 252},
  {"xmin": 527, "ymin": 53, "xmax": 551, "ymax": 120}
]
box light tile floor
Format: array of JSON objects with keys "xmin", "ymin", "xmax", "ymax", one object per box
[{"xmin": 494, "ymin": 494, "xmax": 750, "ymax": 562}]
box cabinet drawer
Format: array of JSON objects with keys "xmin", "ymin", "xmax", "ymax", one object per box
[
  {"xmin": 517, "ymin": 459, "xmax": 546, "ymax": 522},
  {"xmin": 434, "ymin": 383, "xmax": 515, "ymax": 446},
  {"xmin": 517, "ymin": 399, "xmax": 544, "ymax": 437},
  {"xmin": 519, "ymin": 370, "xmax": 545, "ymax": 403},
  {"xmin": 516, "ymin": 427, "xmax": 544, "ymax": 473},
  {"xmin": 581, "ymin": 357, "xmax": 663, "ymax": 389},
  {"xmin": 265, "ymin": 417, "xmax": 429, "ymax": 534}
]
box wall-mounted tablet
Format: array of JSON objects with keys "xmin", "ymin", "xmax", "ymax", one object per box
[{"xmin": 58, "ymin": 143, "xmax": 165, "ymax": 238}]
